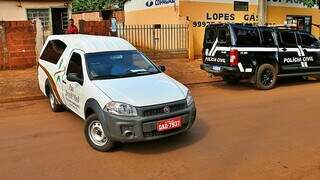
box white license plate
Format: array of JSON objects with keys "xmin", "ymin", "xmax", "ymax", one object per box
[{"xmin": 212, "ymin": 66, "xmax": 221, "ymax": 72}]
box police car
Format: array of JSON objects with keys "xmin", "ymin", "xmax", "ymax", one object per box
[
  {"xmin": 37, "ymin": 35, "xmax": 196, "ymax": 151},
  {"xmin": 200, "ymin": 23, "xmax": 320, "ymax": 89}
]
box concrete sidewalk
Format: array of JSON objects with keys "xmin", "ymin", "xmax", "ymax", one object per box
[
  {"xmin": 0, "ymin": 58, "xmax": 221, "ymax": 103},
  {"xmin": 0, "ymin": 68, "xmax": 43, "ymax": 103}
]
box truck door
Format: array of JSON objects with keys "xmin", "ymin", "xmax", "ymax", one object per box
[
  {"xmin": 61, "ymin": 50, "xmax": 86, "ymax": 117},
  {"xmin": 277, "ymin": 30, "xmax": 302, "ymax": 71},
  {"xmin": 298, "ymin": 32, "xmax": 320, "ymax": 70}
]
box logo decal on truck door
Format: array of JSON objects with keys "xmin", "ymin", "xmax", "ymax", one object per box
[{"xmin": 39, "ymin": 64, "xmax": 63, "ymax": 105}]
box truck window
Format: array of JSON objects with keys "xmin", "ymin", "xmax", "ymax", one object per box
[
  {"xmin": 233, "ymin": 26, "xmax": 261, "ymax": 47},
  {"xmin": 260, "ymin": 29, "xmax": 276, "ymax": 47},
  {"xmin": 67, "ymin": 52, "xmax": 84, "ymax": 81},
  {"xmin": 40, "ymin": 40, "xmax": 67, "ymax": 64},
  {"xmin": 217, "ymin": 27, "xmax": 231, "ymax": 45},
  {"xmin": 280, "ymin": 31, "xmax": 297, "ymax": 46},
  {"xmin": 299, "ymin": 33, "xmax": 319, "ymax": 48},
  {"xmin": 205, "ymin": 28, "xmax": 217, "ymax": 43}
]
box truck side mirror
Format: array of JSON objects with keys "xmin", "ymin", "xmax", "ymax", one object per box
[
  {"xmin": 67, "ymin": 73, "xmax": 83, "ymax": 85},
  {"xmin": 158, "ymin": 65, "xmax": 166, "ymax": 72}
]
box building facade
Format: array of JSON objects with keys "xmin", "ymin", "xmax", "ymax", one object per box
[
  {"xmin": 0, "ymin": 0, "xmax": 72, "ymax": 35},
  {"xmin": 124, "ymin": 0, "xmax": 320, "ymax": 57}
]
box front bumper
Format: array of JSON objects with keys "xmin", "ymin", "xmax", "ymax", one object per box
[
  {"xmin": 200, "ymin": 64, "xmax": 239, "ymax": 76},
  {"xmin": 104, "ymin": 103, "xmax": 196, "ymax": 143}
]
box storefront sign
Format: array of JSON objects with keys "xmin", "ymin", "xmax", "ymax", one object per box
[
  {"xmin": 145, "ymin": 0, "xmax": 175, "ymax": 7},
  {"xmin": 193, "ymin": 13, "xmax": 258, "ymax": 28}
]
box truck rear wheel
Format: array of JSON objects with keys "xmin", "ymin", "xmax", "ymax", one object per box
[
  {"xmin": 223, "ymin": 75, "xmax": 241, "ymax": 85},
  {"xmin": 48, "ymin": 89, "xmax": 64, "ymax": 112},
  {"xmin": 85, "ymin": 114, "xmax": 115, "ymax": 152},
  {"xmin": 255, "ymin": 64, "xmax": 277, "ymax": 90}
]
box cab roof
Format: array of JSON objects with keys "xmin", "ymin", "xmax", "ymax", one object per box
[{"xmin": 46, "ymin": 34, "xmax": 137, "ymax": 53}]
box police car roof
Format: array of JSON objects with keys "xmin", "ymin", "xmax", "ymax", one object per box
[{"xmin": 47, "ymin": 34, "xmax": 137, "ymax": 53}]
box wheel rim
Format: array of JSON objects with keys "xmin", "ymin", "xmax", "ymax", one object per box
[
  {"xmin": 261, "ymin": 68, "xmax": 274, "ymax": 87},
  {"xmin": 88, "ymin": 120, "xmax": 108, "ymax": 146},
  {"xmin": 49, "ymin": 92, "xmax": 55, "ymax": 109}
]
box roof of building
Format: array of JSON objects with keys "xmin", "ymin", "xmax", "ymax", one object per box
[{"xmin": 47, "ymin": 34, "xmax": 136, "ymax": 53}]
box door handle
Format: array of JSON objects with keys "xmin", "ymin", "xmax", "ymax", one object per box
[
  {"xmin": 62, "ymin": 80, "xmax": 66, "ymax": 84},
  {"xmin": 282, "ymin": 48, "xmax": 287, "ymax": 52}
]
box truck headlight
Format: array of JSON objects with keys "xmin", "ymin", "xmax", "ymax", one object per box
[
  {"xmin": 186, "ymin": 91, "xmax": 194, "ymax": 106},
  {"xmin": 104, "ymin": 101, "xmax": 138, "ymax": 116}
]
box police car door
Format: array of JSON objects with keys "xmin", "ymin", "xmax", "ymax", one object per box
[
  {"xmin": 61, "ymin": 50, "xmax": 86, "ymax": 117},
  {"xmin": 277, "ymin": 30, "xmax": 302, "ymax": 71},
  {"xmin": 298, "ymin": 32, "xmax": 320, "ymax": 70}
]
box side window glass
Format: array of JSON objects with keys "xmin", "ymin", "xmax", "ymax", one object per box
[
  {"xmin": 205, "ymin": 28, "xmax": 217, "ymax": 43},
  {"xmin": 234, "ymin": 27, "xmax": 261, "ymax": 47},
  {"xmin": 217, "ymin": 28, "xmax": 230, "ymax": 45},
  {"xmin": 280, "ymin": 31, "xmax": 297, "ymax": 47},
  {"xmin": 40, "ymin": 40, "xmax": 67, "ymax": 64},
  {"xmin": 67, "ymin": 52, "xmax": 84, "ymax": 83},
  {"xmin": 300, "ymin": 33, "xmax": 319, "ymax": 48},
  {"xmin": 260, "ymin": 29, "xmax": 276, "ymax": 47}
]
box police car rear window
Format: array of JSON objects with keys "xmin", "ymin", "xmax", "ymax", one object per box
[
  {"xmin": 260, "ymin": 29, "xmax": 276, "ymax": 47},
  {"xmin": 233, "ymin": 26, "xmax": 261, "ymax": 47},
  {"xmin": 205, "ymin": 28, "xmax": 217, "ymax": 43}
]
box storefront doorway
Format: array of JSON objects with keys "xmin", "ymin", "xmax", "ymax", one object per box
[
  {"xmin": 51, "ymin": 8, "xmax": 68, "ymax": 35},
  {"xmin": 286, "ymin": 15, "xmax": 312, "ymax": 33}
]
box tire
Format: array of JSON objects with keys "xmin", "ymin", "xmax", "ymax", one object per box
[
  {"xmin": 255, "ymin": 64, "xmax": 277, "ymax": 90},
  {"xmin": 223, "ymin": 75, "xmax": 241, "ymax": 85},
  {"xmin": 48, "ymin": 89, "xmax": 64, "ymax": 112},
  {"xmin": 84, "ymin": 114, "xmax": 115, "ymax": 152}
]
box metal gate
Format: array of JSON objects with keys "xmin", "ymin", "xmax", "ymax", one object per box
[{"xmin": 117, "ymin": 24, "xmax": 189, "ymax": 54}]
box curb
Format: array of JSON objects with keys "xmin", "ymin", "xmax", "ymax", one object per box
[{"xmin": 0, "ymin": 95, "xmax": 46, "ymax": 104}]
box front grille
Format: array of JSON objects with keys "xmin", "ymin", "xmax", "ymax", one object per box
[
  {"xmin": 143, "ymin": 123, "xmax": 188, "ymax": 138},
  {"xmin": 142, "ymin": 103, "xmax": 186, "ymax": 117}
]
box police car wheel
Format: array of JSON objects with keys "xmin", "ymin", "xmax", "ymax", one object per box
[
  {"xmin": 223, "ymin": 75, "xmax": 241, "ymax": 84},
  {"xmin": 85, "ymin": 114, "xmax": 115, "ymax": 152},
  {"xmin": 48, "ymin": 89, "xmax": 64, "ymax": 112},
  {"xmin": 255, "ymin": 64, "xmax": 277, "ymax": 90}
]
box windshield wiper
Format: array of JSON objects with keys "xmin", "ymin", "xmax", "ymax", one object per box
[
  {"xmin": 123, "ymin": 70, "xmax": 157, "ymax": 77},
  {"xmin": 92, "ymin": 74, "xmax": 122, "ymax": 80}
]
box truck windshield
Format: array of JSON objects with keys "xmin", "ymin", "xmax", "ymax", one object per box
[{"xmin": 85, "ymin": 50, "xmax": 160, "ymax": 80}]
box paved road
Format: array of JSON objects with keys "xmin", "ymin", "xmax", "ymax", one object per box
[{"xmin": 1, "ymin": 79, "xmax": 320, "ymax": 180}]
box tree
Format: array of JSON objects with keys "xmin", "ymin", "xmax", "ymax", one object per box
[
  {"xmin": 72, "ymin": 0, "xmax": 126, "ymax": 12},
  {"xmin": 302, "ymin": 0, "xmax": 320, "ymax": 7}
]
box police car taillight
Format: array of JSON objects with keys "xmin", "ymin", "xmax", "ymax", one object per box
[{"xmin": 229, "ymin": 49, "xmax": 239, "ymax": 66}]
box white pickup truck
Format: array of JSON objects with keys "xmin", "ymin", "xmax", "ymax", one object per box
[{"xmin": 37, "ymin": 35, "xmax": 197, "ymax": 151}]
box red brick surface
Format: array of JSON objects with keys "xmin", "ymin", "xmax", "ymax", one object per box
[
  {"xmin": 80, "ymin": 20, "xmax": 111, "ymax": 36},
  {"xmin": 0, "ymin": 21, "xmax": 36, "ymax": 70}
]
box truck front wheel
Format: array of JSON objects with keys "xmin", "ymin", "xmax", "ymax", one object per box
[
  {"xmin": 85, "ymin": 114, "xmax": 115, "ymax": 152},
  {"xmin": 255, "ymin": 64, "xmax": 277, "ymax": 90}
]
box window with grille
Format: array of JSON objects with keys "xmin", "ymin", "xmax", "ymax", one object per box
[
  {"xmin": 234, "ymin": 1, "xmax": 249, "ymax": 11},
  {"xmin": 26, "ymin": 9, "xmax": 50, "ymax": 28}
]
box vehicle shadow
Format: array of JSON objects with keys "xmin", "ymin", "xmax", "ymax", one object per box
[
  {"xmin": 116, "ymin": 118, "xmax": 208, "ymax": 154},
  {"xmin": 212, "ymin": 77, "xmax": 319, "ymax": 91}
]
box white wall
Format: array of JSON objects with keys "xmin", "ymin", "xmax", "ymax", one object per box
[{"xmin": 0, "ymin": 1, "xmax": 66, "ymax": 21}]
